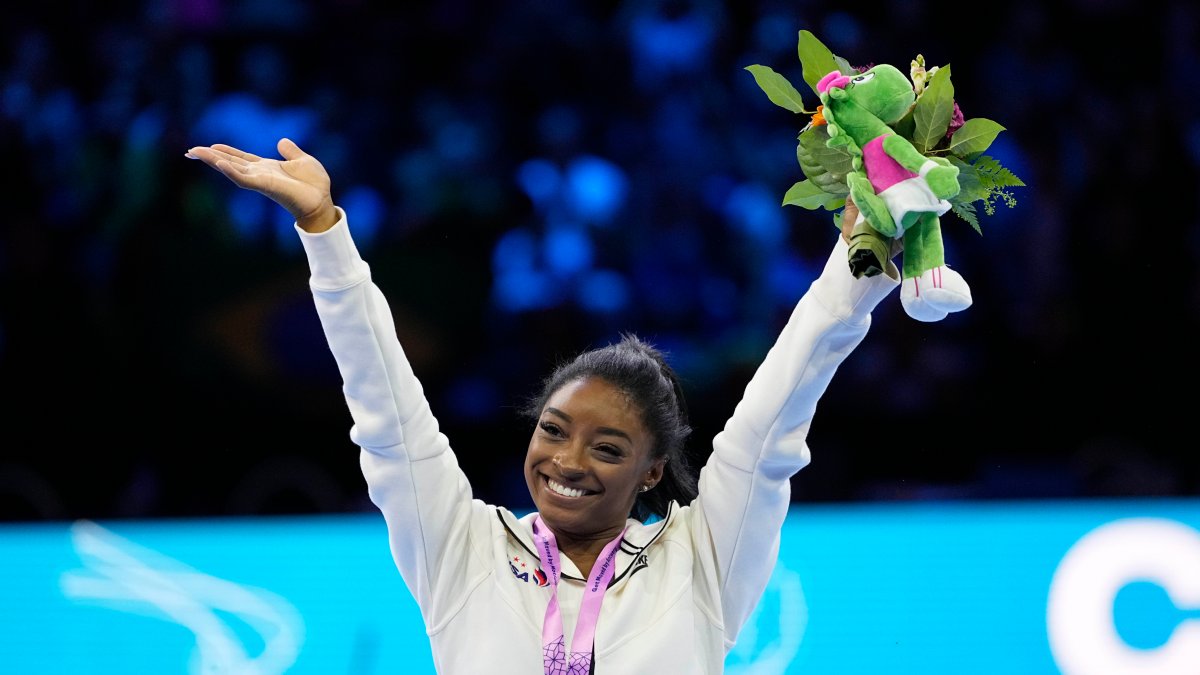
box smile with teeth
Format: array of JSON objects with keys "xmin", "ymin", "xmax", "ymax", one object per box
[{"xmin": 546, "ymin": 477, "xmax": 595, "ymax": 498}]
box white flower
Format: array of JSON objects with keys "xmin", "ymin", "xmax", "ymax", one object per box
[{"xmin": 909, "ymin": 54, "xmax": 938, "ymax": 96}]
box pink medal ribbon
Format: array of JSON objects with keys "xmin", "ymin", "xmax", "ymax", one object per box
[{"xmin": 533, "ymin": 515, "xmax": 626, "ymax": 675}]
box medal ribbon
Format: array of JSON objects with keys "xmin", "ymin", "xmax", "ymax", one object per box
[{"xmin": 533, "ymin": 515, "xmax": 625, "ymax": 675}]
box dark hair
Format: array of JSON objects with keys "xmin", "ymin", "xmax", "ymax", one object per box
[{"xmin": 522, "ymin": 333, "xmax": 697, "ymax": 521}]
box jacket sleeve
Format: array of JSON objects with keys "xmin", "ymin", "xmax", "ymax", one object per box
[
  {"xmin": 688, "ymin": 236, "xmax": 900, "ymax": 648},
  {"xmin": 296, "ymin": 210, "xmax": 477, "ymax": 621}
]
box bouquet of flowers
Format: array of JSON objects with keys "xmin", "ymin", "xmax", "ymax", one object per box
[{"xmin": 745, "ymin": 30, "xmax": 1023, "ymax": 236}]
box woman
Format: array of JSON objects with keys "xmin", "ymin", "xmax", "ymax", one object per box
[{"xmin": 187, "ymin": 138, "xmax": 900, "ymax": 674}]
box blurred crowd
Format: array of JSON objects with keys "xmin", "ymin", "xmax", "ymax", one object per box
[{"xmin": 2, "ymin": 0, "xmax": 1198, "ymax": 522}]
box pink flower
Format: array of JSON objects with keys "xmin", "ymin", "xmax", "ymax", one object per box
[{"xmin": 946, "ymin": 101, "xmax": 964, "ymax": 138}]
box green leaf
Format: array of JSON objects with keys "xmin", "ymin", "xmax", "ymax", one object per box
[
  {"xmin": 950, "ymin": 202, "xmax": 982, "ymax": 235},
  {"xmin": 796, "ymin": 126, "xmax": 852, "ymax": 195},
  {"xmin": 945, "ymin": 155, "xmax": 1023, "ymax": 229},
  {"xmin": 798, "ymin": 30, "xmax": 850, "ymax": 95},
  {"xmin": 948, "ymin": 157, "xmax": 988, "ymax": 203},
  {"xmin": 948, "ymin": 118, "xmax": 1005, "ymax": 158},
  {"xmin": 892, "ymin": 106, "xmax": 915, "ymax": 140},
  {"xmin": 974, "ymin": 155, "xmax": 1026, "ymax": 188},
  {"xmin": 744, "ymin": 65, "xmax": 808, "ymax": 113},
  {"xmin": 912, "ymin": 65, "xmax": 954, "ymax": 153},
  {"xmin": 783, "ymin": 179, "xmax": 844, "ymax": 210}
]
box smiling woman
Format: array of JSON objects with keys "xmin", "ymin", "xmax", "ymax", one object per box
[
  {"xmin": 186, "ymin": 138, "xmax": 900, "ymax": 674},
  {"xmin": 522, "ymin": 340, "xmax": 687, "ymax": 576}
]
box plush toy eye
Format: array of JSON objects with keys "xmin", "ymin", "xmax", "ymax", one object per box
[{"xmin": 852, "ymin": 72, "xmax": 875, "ymax": 84}]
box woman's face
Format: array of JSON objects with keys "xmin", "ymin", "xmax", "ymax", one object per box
[{"xmin": 525, "ymin": 376, "xmax": 665, "ymax": 542}]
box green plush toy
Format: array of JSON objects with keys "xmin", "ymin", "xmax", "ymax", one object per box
[
  {"xmin": 746, "ymin": 31, "xmax": 1024, "ymax": 322},
  {"xmin": 818, "ymin": 63, "xmax": 969, "ymax": 321}
]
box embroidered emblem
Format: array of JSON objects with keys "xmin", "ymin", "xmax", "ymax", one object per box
[
  {"xmin": 629, "ymin": 552, "xmax": 649, "ymax": 577},
  {"xmin": 509, "ymin": 555, "xmax": 550, "ymax": 586}
]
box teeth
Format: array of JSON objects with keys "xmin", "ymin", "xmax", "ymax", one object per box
[{"xmin": 547, "ymin": 478, "xmax": 588, "ymax": 498}]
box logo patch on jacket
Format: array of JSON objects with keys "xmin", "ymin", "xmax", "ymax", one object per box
[
  {"xmin": 509, "ymin": 555, "xmax": 549, "ymax": 586},
  {"xmin": 629, "ymin": 552, "xmax": 650, "ymax": 577}
]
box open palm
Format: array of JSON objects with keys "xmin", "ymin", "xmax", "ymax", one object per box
[{"xmin": 187, "ymin": 138, "xmax": 333, "ymax": 228}]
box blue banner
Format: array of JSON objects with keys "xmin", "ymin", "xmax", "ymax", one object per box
[{"xmin": 3, "ymin": 499, "xmax": 1197, "ymax": 673}]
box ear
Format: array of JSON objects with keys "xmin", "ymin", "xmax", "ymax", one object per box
[{"xmin": 645, "ymin": 457, "xmax": 666, "ymax": 488}]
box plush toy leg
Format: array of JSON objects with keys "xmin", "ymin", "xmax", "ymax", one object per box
[
  {"xmin": 901, "ymin": 267, "xmax": 972, "ymax": 321},
  {"xmin": 900, "ymin": 214, "xmax": 972, "ymax": 322},
  {"xmin": 846, "ymin": 173, "xmax": 898, "ymax": 279}
]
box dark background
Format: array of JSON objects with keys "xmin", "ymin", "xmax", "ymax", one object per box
[{"xmin": 2, "ymin": 0, "xmax": 1197, "ymax": 522}]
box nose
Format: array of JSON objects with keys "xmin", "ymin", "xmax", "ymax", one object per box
[
  {"xmin": 817, "ymin": 70, "xmax": 850, "ymax": 93},
  {"xmin": 553, "ymin": 446, "xmax": 586, "ymax": 480}
]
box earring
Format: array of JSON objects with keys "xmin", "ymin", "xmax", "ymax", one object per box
[{"xmin": 640, "ymin": 484, "xmax": 651, "ymax": 492}]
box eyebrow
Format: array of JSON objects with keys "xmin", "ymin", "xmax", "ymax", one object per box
[{"xmin": 544, "ymin": 407, "xmax": 633, "ymax": 442}]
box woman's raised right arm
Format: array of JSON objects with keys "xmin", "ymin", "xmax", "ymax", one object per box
[{"xmin": 188, "ymin": 139, "xmax": 477, "ymax": 615}]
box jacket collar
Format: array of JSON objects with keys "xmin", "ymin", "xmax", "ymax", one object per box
[{"xmin": 498, "ymin": 502, "xmax": 677, "ymax": 583}]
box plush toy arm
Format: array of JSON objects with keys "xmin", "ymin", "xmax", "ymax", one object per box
[
  {"xmin": 881, "ymin": 135, "xmax": 960, "ymax": 199},
  {"xmin": 844, "ymin": 173, "xmax": 898, "ymax": 279},
  {"xmin": 846, "ymin": 172, "xmax": 896, "ymax": 237}
]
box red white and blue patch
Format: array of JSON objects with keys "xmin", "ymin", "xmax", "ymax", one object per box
[{"xmin": 509, "ymin": 555, "xmax": 549, "ymax": 586}]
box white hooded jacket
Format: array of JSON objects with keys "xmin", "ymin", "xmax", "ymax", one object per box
[{"xmin": 297, "ymin": 210, "xmax": 899, "ymax": 674}]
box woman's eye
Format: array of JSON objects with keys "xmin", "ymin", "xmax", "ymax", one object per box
[
  {"xmin": 596, "ymin": 445, "xmax": 622, "ymax": 458},
  {"xmin": 539, "ymin": 421, "xmax": 563, "ymax": 437}
]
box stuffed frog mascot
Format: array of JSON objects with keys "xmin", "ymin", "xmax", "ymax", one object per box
[{"xmin": 817, "ymin": 64, "xmax": 972, "ymax": 322}]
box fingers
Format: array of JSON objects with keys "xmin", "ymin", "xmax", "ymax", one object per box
[
  {"xmin": 187, "ymin": 139, "xmax": 305, "ymax": 167},
  {"xmin": 211, "ymin": 158, "xmax": 261, "ymax": 188},
  {"xmin": 843, "ymin": 199, "xmax": 858, "ymax": 220},
  {"xmin": 210, "ymin": 144, "xmax": 263, "ymax": 162},
  {"xmin": 277, "ymin": 137, "xmax": 306, "ymax": 160},
  {"xmin": 190, "ymin": 152, "xmax": 262, "ymax": 188},
  {"xmin": 840, "ymin": 198, "xmax": 859, "ymax": 243},
  {"xmin": 187, "ymin": 145, "xmax": 254, "ymax": 169},
  {"xmin": 277, "ymin": 136, "xmax": 302, "ymax": 158}
]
